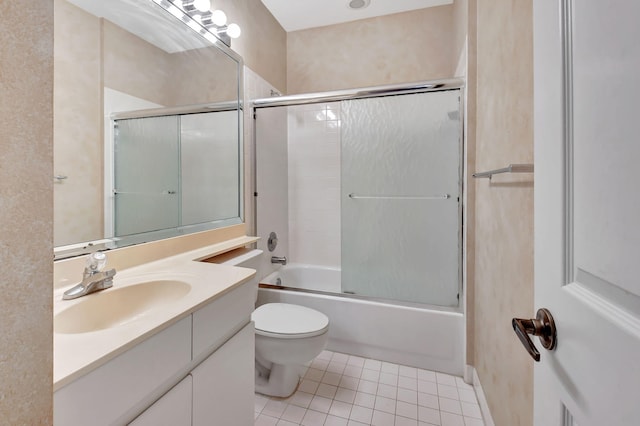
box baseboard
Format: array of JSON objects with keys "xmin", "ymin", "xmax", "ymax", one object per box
[{"xmin": 467, "ymin": 365, "xmax": 495, "ymax": 426}]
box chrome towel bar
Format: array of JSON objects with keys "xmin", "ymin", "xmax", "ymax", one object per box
[
  {"xmin": 348, "ymin": 193, "xmax": 450, "ymax": 200},
  {"xmin": 472, "ymin": 163, "xmax": 534, "ymax": 179}
]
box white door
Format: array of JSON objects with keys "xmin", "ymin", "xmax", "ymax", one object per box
[{"xmin": 532, "ymin": 1, "xmax": 640, "ymax": 425}]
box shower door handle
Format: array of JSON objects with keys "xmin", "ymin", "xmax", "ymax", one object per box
[{"xmin": 512, "ymin": 308, "xmax": 557, "ymax": 362}]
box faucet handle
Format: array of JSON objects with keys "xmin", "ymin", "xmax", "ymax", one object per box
[{"xmin": 85, "ymin": 252, "xmax": 107, "ymax": 273}]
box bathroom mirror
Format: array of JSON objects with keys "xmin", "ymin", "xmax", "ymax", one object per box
[{"xmin": 53, "ymin": 0, "xmax": 244, "ymax": 259}]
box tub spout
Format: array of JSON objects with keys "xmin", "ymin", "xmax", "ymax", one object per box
[{"xmin": 271, "ymin": 256, "xmax": 287, "ymax": 265}]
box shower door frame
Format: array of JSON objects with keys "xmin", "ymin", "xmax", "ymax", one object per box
[{"xmin": 252, "ymin": 78, "xmax": 466, "ymax": 311}]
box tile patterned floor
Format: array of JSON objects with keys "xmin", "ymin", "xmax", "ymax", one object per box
[{"xmin": 254, "ymin": 350, "xmax": 485, "ymax": 426}]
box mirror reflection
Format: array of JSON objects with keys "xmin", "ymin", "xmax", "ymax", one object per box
[{"xmin": 53, "ymin": 0, "xmax": 243, "ymax": 256}]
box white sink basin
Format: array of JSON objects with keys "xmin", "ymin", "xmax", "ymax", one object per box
[{"xmin": 55, "ymin": 280, "xmax": 191, "ymax": 334}]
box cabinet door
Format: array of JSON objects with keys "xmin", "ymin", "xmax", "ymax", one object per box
[
  {"xmin": 192, "ymin": 323, "xmax": 254, "ymax": 426},
  {"xmin": 129, "ymin": 375, "xmax": 192, "ymax": 426}
]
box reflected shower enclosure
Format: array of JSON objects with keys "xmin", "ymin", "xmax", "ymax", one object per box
[
  {"xmin": 113, "ymin": 110, "xmax": 241, "ymax": 239},
  {"xmin": 255, "ymin": 86, "xmax": 462, "ymax": 308}
]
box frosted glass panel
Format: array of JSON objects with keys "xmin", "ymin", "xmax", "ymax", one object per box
[
  {"xmin": 341, "ymin": 91, "xmax": 461, "ymax": 307},
  {"xmin": 181, "ymin": 111, "xmax": 239, "ymax": 225},
  {"xmin": 114, "ymin": 116, "xmax": 180, "ymax": 236}
]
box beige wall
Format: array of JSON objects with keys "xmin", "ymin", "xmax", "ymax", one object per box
[
  {"xmin": 473, "ymin": 1, "xmax": 534, "ymax": 425},
  {"xmin": 286, "ymin": 6, "xmax": 454, "ymax": 94},
  {"xmin": 54, "ymin": 0, "xmax": 103, "ymax": 246},
  {"xmin": 0, "ymin": 0, "xmax": 54, "ymax": 424},
  {"xmin": 216, "ymin": 0, "xmax": 287, "ymax": 92}
]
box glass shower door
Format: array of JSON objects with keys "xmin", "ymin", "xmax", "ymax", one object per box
[
  {"xmin": 341, "ymin": 91, "xmax": 461, "ymax": 307},
  {"xmin": 114, "ymin": 115, "xmax": 180, "ymax": 237}
]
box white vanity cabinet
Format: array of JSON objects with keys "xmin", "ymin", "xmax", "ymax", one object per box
[
  {"xmin": 192, "ymin": 323, "xmax": 254, "ymax": 426},
  {"xmin": 54, "ymin": 281, "xmax": 255, "ymax": 426},
  {"xmin": 129, "ymin": 375, "xmax": 193, "ymax": 426}
]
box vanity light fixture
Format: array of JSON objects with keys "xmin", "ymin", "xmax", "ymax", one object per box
[{"xmin": 151, "ymin": 0, "xmax": 241, "ymax": 46}]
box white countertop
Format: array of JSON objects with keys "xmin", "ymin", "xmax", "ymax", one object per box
[{"xmin": 53, "ymin": 240, "xmax": 257, "ymax": 391}]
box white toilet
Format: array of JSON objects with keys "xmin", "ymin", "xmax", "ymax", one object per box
[{"xmin": 221, "ymin": 248, "xmax": 329, "ymax": 398}]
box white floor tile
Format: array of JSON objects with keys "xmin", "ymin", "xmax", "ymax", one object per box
[
  {"xmin": 440, "ymin": 411, "xmax": 465, "ymax": 426},
  {"xmin": 255, "ymin": 414, "xmax": 279, "ymax": 426},
  {"xmin": 317, "ymin": 383, "xmax": 338, "ymax": 399},
  {"xmin": 377, "ymin": 383, "xmax": 397, "ymax": 399},
  {"xmin": 281, "ymin": 404, "xmax": 307, "ymax": 423},
  {"xmin": 299, "ymin": 379, "xmax": 320, "ymax": 394},
  {"xmin": 457, "ymin": 388, "xmax": 478, "ymax": 404},
  {"xmin": 354, "ymin": 391, "xmax": 376, "ymax": 409},
  {"xmin": 332, "ymin": 353, "xmax": 351, "ymax": 364},
  {"xmin": 464, "ymin": 416, "xmax": 485, "ymax": 426},
  {"xmin": 357, "ymin": 379, "xmax": 378, "ymax": 395},
  {"xmin": 418, "ymin": 380, "xmax": 438, "ymax": 395},
  {"xmin": 418, "ymin": 392, "xmax": 440, "ymax": 410},
  {"xmin": 262, "ymin": 400, "xmax": 288, "ymax": 418},
  {"xmin": 340, "ymin": 375, "xmax": 360, "ymax": 391},
  {"xmin": 347, "ymin": 355, "xmax": 366, "ymax": 367},
  {"xmin": 335, "ymin": 387, "xmax": 357, "ymax": 404},
  {"xmin": 399, "ymin": 365, "xmax": 418, "ymax": 379},
  {"xmin": 437, "ymin": 384, "xmax": 459, "ymax": 400},
  {"xmin": 350, "ymin": 405, "xmax": 374, "ymax": 424},
  {"xmin": 344, "ymin": 365, "xmax": 364, "ymax": 378},
  {"xmin": 396, "ymin": 400, "xmax": 418, "ymax": 419},
  {"xmin": 381, "ymin": 362, "xmax": 400, "ymax": 375},
  {"xmin": 461, "ymin": 402, "xmax": 482, "ymax": 419},
  {"xmin": 304, "ymin": 367, "xmax": 325, "ymax": 382},
  {"xmin": 254, "ymin": 351, "xmax": 478, "ymax": 426},
  {"xmin": 399, "ymin": 375, "xmax": 419, "ymax": 391},
  {"xmin": 371, "ymin": 409, "xmax": 395, "ymax": 426},
  {"xmin": 438, "ymin": 397, "xmax": 462, "ymax": 415},
  {"xmin": 374, "ymin": 395, "xmax": 396, "ymax": 414},
  {"xmin": 395, "ymin": 415, "xmax": 419, "ymax": 426},
  {"xmin": 309, "ymin": 395, "xmax": 333, "ymax": 413},
  {"xmin": 325, "ymin": 414, "xmax": 349, "ymax": 426},
  {"xmin": 379, "ymin": 372, "xmax": 399, "ymax": 386},
  {"xmin": 301, "ymin": 409, "xmax": 327, "ymax": 426},
  {"xmin": 328, "ymin": 361, "xmax": 347, "ymax": 374},
  {"xmin": 289, "ymin": 391, "xmax": 314, "ymax": 408},
  {"xmin": 363, "ymin": 359, "xmax": 382, "ymax": 371},
  {"xmin": 361, "ymin": 369, "xmax": 380, "ymax": 382},
  {"xmin": 397, "ymin": 387, "xmax": 418, "ymax": 404},
  {"xmin": 418, "ymin": 405, "xmax": 441, "ymax": 425},
  {"xmin": 329, "ymin": 400, "xmax": 353, "ymax": 419}
]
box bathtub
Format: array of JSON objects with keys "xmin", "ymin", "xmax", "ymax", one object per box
[{"xmin": 257, "ymin": 264, "xmax": 464, "ymax": 376}]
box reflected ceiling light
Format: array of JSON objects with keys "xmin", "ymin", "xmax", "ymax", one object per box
[
  {"xmin": 211, "ymin": 9, "xmax": 227, "ymax": 26},
  {"xmin": 193, "ymin": 0, "xmax": 210, "ymax": 12},
  {"xmin": 348, "ymin": 0, "xmax": 370, "ymax": 9},
  {"xmin": 225, "ymin": 23, "xmax": 241, "ymax": 39},
  {"xmin": 155, "ymin": 0, "xmax": 242, "ymax": 47}
]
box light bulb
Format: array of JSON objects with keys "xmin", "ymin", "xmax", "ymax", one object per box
[
  {"xmin": 226, "ymin": 23, "xmax": 241, "ymax": 38},
  {"xmin": 211, "ymin": 9, "xmax": 227, "ymax": 26},
  {"xmin": 193, "ymin": 0, "xmax": 210, "ymax": 12}
]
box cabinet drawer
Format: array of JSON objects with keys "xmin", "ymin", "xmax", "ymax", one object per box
[
  {"xmin": 128, "ymin": 374, "xmax": 192, "ymax": 426},
  {"xmin": 192, "ymin": 281, "xmax": 254, "ymax": 359},
  {"xmin": 54, "ymin": 316, "xmax": 191, "ymax": 426}
]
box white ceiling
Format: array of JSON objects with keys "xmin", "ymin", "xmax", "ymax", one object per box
[{"xmin": 260, "ymin": 0, "xmax": 453, "ymax": 32}]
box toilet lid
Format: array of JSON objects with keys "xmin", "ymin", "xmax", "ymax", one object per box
[{"xmin": 252, "ymin": 303, "xmax": 329, "ymax": 339}]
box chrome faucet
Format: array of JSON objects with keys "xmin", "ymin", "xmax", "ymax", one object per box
[
  {"xmin": 271, "ymin": 256, "xmax": 287, "ymax": 265},
  {"xmin": 63, "ymin": 252, "xmax": 117, "ymax": 300}
]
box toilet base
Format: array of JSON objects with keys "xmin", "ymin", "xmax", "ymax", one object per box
[{"xmin": 255, "ymin": 362, "xmax": 301, "ymax": 398}]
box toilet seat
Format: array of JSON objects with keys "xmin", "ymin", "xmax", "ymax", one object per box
[{"xmin": 252, "ymin": 303, "xmax": 329, "ymax": 339}]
